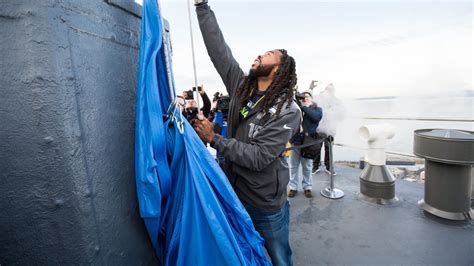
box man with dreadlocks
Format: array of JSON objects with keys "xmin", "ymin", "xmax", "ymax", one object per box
[{"xmin": 192, "ymin": 1, "xmax": 301, "ymax": 265}]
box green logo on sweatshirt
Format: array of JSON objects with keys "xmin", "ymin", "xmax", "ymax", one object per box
[{"xmin": 239, "ymin": 106, "xmax": 250, "ymax": 118}]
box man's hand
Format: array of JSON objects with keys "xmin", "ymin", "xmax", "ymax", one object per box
[
  {"xmin": 302, "ymin": 98, "xmax": 312, "ymax": 107},
  {"xmin": 193, "ymin": 113, "xmax": 215, "ymax": 143}
]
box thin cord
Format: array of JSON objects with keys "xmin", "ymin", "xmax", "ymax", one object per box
[{"xmin": 186, "ymin": 0, "xmax": 201, "ymax": 109}]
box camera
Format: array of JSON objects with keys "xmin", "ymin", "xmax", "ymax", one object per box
[
  {"xmin": 213, "ymin": 93, "xmax": 230, "ymax": 119},
  {"xmin": 184, "ymin": 86, "xmax": 202, "ymax": 100},
  {"xmin": 184, "ymin": 90, "xmax": 194, "ymax": 100},
  {"xmin": 295, "ymin": 92, "xmax": 306, "ymax": 107},
  {"xmin": 185, "ymin": 107, "xmax": 199, "ymax": 122},
  {"xmin": 295, "ymin": 92, "xmax": 306, "ymax": 101},
  {"xmin": 216, "ymin": 96, "xmax": 230, "ymax": 113}
]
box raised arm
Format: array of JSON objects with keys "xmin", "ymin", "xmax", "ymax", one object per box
[
  {"xmin": 200, "ymin": 90, "xmax": 211, "ymax": 117},
  {"xmin": 195, "ymin": 3, "xmax": 245, "ymax": 96}
]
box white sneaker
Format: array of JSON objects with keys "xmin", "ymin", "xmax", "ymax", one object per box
[{"xmin": 325, "ymin": 169, "xmax": 337, "ymax": 176}]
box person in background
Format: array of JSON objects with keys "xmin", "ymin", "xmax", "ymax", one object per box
[
  {"xmin": 207, "ymin": 91, "xmax": 222, "ymax": 122},
  {"xmin": 191, "ymin": 1, "xmax": 301, "ymax": 265},
  {"xmin": 288, "ymin": 92, "xmax": 322, "ymax": 198},
  {"xmin": 182, "ymin": 85, "xmax": 211, "ymax": 121}
]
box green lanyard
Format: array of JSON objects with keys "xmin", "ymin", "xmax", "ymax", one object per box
[{"xmin": 240, "ymin": 93, "xmax": 265, "ymax": 119}]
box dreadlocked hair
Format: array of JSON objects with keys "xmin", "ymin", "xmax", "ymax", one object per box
[{"xmin": 236, "ymin": 49, "xmax": 297, "ymax": 117}]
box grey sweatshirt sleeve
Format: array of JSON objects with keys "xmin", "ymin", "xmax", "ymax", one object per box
[
  {"xmin": 196, "ymin": 4, "xmax": 245, "ymax": 96},
  {"xmin": 211, "ymin": 108, "xmax": 302, "ymax": 171}
]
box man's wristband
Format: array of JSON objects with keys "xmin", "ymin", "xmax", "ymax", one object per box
[{"xmin": 194, "ymin": 0, "xmax": 208, "ymax": 6}]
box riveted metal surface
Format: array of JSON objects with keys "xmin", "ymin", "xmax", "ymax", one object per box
[{"xmin": 0, "ymin": 0, "xmax": 157, "ymax": 264}]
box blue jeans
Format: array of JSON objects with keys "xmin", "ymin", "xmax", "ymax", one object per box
[
  {"xmin": 244, "ymin": 201, "xmax": 293, "ymax": 266},
  {"xmin": 289, "ymin": 147, "xmax": 313, "ymax": 190}
]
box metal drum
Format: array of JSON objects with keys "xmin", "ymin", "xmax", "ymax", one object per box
[{"xmin": 414, "ymin": 129, "xmax": 474, "ymax": 220}]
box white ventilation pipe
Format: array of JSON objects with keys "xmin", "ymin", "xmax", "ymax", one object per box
[{"xmin": 359, "ymin": 123, "xmax": 395, "ymax": 166}]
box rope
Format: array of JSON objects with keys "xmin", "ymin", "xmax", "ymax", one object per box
[
  {"xmin": 287, "ymin": 141, "xmax": 420, "ymax": 159},
  {"xmin": 333, "ymin": 143, "xmax": 419, "ymax": 159},
  {"xmin": 186, "ymin": 0, "xmax": 201, "ymax": 109},
  {"xmin": 354, "ymin": 117, "xmax": 474, "ymax": 123},
  {"xmin": 285, "ymin": 138, "xmax": 324, "ymax": 151}
]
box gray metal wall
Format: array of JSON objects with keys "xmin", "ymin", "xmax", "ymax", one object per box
[{"xmin": 0, "ymin": 0, "xmax": 158, "ymax": 264}]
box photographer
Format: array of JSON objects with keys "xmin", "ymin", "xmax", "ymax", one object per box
[
  {"xmin": 182, "ymin": 85, "xmax": 211, "ymax": 121},
  {"xmin": 209, "ymin": 92, "xmax": 229, "ymax": 128},
  {"xmin": 210, "ymin": 92, "xmax": 230, "ymax": 165},
  {"xmin": 288, "ymin": 92, "xmax": 322, "ymax": 198}
]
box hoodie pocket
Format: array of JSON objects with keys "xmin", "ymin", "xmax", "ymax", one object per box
[{"xmin": 274, "ymin": 170, "xmax": 286, "ymax": 199}]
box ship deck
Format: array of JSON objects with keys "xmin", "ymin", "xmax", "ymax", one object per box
[{"xmin": 288, "ymin": 164, "xmax": 473, "ymax": 265}]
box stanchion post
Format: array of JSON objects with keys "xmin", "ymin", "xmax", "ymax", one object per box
[{"xmin": 321, "ymin": 136, "xmax": 344, "ymax": 199}]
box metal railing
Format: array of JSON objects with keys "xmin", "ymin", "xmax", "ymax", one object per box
[
  {"xmin": 336, "ymin": 116, "xmax": 473, "ymax": 158},
  {"xmin": 354, "ymin": 117, "xmax": 474, "ymax": 123},
  {"xmin": 333, "ymin": 143, "xmax": 419, "ymax": 159}
]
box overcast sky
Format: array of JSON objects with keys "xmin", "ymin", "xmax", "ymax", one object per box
[{"xmin": 137, "ymin": 0, "xmax": 472, "ymax": 99}]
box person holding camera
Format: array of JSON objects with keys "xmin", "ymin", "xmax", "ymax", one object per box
[
  {"xmin": 182, "ymin": 85, "xmax": 211, "ymax": 121},
  {"xmin": 209, "ymin": 92, "xmax": 230, "ymax": 136},
  {"xmin": 208, "ymin": 91, "xmax": 228, "ymax": 122},
  {"xmin": 191, "ymin": 1, "xmax": 301, "ymax": 265},
  {"xmin": 288, "ymin": 92, "xmax": 322, "ymax": 198},
  {"xmin": 209, "ymin": 92, "xmax": 230, "ymax": 165}
]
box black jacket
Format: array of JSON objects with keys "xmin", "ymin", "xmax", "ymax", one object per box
[
  {"xmin": 301, "ymin": 104, "xmax": 322, "ymax": 136},
  {"xmin": 196, "ymin": 4, "xmax": 302, "ymax": 210}
]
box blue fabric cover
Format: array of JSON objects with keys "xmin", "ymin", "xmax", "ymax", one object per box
[
  {"xmin": 135, "ymin": 0, "xmax": 271, "ymax": 265},
  {"xmin": 213, "ymin": 111, "xmax": 227, "ymax": 164}
]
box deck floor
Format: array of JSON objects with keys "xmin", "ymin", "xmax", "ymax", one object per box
[{"xmin": 288, "ymin": 164, "xmax": 473, "ymax": 265}]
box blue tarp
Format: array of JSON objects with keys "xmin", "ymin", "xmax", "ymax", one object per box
[{"xmin": 135, "ymin": 0, "xmax": 271, "ymax": 265}]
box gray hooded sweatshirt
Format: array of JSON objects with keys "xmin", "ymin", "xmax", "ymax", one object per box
[{"xmin": 196, "ymin": 4, "xmax": 302, "ymax": 210}]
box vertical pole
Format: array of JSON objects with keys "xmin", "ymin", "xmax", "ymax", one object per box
[
  {"xmin": 321, "ymin": 135, "xmax": 344, "ymax": 199},
  {"xmin": 328, "ymin": 137, "xmax": 335, "ymax": 190},
  {"xmin": 186, "ymin": 0, "xmax": 201, "ymax": 108}
]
